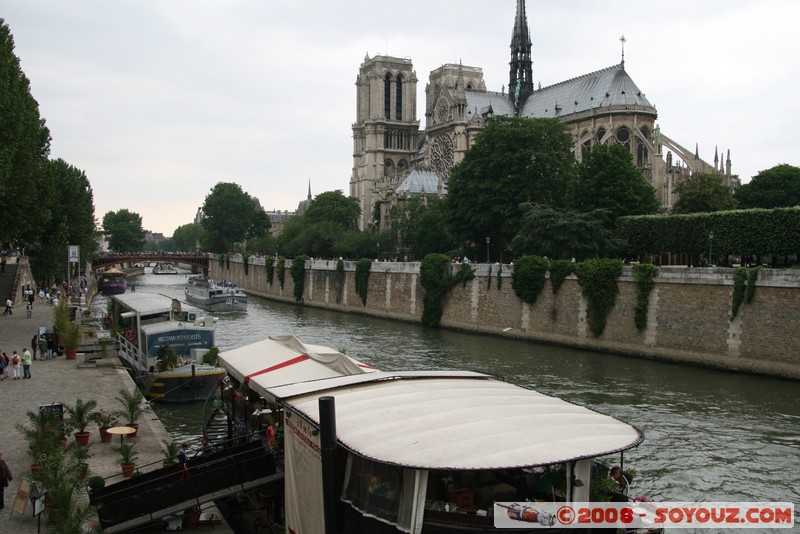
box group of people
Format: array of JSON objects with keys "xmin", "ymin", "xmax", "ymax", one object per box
[
  {"xmin": 31, "ymin": 333, "xmax": 53, "ymax": 360},
  {"xmin": 0, "ymin": 348, "xmax": 32, "ymax": 380}
]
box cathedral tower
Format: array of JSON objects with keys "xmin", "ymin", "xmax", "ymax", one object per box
[
  {"xmin": 350, "ymin": 54, "xmax": 419, "ymax": 230},
  {"xmin": 509, "ymin": 0, "xmax": 533, "ymax": 110}
]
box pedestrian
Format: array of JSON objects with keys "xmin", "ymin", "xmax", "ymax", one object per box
[
  {"xmin": 21, "ymin": 347, "xmax": 32, "ymax": 379},
  {"xmin": 3, "ymin": 298, "xmax": 11, "ymax": 315},
  {"xmin": 26, "ymin": 302, "xmax": 32, "ymax": 318},
  {"xmin": 0, "ymin": 452, "xmax": 12, "ymax": 509},
  {"xmin": 39, "ymin": 335, "xmax": 50, "ymax": 360},
  {"xmin": 31, "ymin": 334, "xmax": 38, "ymax": 360},
  {"xmin": 10, "ymin": 351, "xmax": 21, "ymax": 380}
]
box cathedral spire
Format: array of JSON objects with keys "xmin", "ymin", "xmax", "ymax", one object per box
[
  {"xmin": 307, "ymin": 178, "xmax": 312, "ymax": 200},
  {"xmin": 509, "ymin": 0, "xmax": 533, "ymax": 111}
]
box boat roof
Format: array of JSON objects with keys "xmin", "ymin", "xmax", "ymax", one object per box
[
  {"xmin": 219, "ymin": 337, "xmax": 644, "ymax": 471},
  {"xmin": 218, "ymin": 335, "xmax": 376, "ymax": 399},
  {"xmin": 113, "ymin": 293, "xmax": 196, "ymax": 316},
  {"xmin": 140, "ymin": 321, "xmax": 213, "ymax": 336},
  {"xmin": 283, "ymin": 372, "xmax": 643, "ymax": 470},
  {"xmin": 103, "ymin": 268, "xmax": 125, "ymax": 275}
]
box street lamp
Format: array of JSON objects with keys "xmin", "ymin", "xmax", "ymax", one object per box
[
  {"xmin": 377, "ymin": 242, "xmax": 380, "ymax": 261},
  {"xmin": 708, "ymin": 231, "xmax": 714, "ymax": 267},
  {"xmin": 485, "ymin": 237, "xmax": 491, "ymax": 263}
]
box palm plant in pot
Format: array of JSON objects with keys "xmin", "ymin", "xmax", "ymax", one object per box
[
  {"xmin": 114, "ymin": 387, "xmax": 145, "ymax": 437},
  {"xmin": 17, "ymin": 410, "xmax": 66, "ymax": 474},
  {"xmin": 65, "ymin": 398, "xmax": 97, "ymax": 446},
  {"xmin": 117, "ymin": 442, "xmax": 138, "ymax": 477},
  {"xmin": 162, "ymin": 440, "xmax": 180, "ymax": 467},
  {"xmin": 90, "ymin": 409, "xmax": 119, "ymax": 443}
]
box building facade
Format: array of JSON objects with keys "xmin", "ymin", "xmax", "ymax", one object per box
[{"xmin": 350, "ymin": 0, "xmax": 738, "ymax": 231}]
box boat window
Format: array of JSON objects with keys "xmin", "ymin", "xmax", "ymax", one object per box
[{"xmin": 341, "ymin": 454, "xmax": 425, "ymax": 531}]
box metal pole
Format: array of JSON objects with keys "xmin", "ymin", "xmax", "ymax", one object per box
[{"xmin": 319, "ymin": 396, "xmax": 340, "ymax": 534}]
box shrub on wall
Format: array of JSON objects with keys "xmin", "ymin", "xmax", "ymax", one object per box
[
  {"xmin": 420, "ymin": 254, "xmax": 475, "ymax": 327},
  {"xmin": 355, "ymin": 258, "xmax": 372, "ymax": 306},
  {"xmin": 731, "ymin": 267, "xmax": 747, "ymax": 318},
  {"xmin": 487, "ymin": 264, "xmax": 492, "ymax": 290},
  {"xmin": 226, "ymin": 255, "xmax": 230, "ymax": 270},
  {"xmin": 277, "ymin": 257, "xmax": 286, "ymax": 289},
  {"xmin": 746, "ymin": 267, "xmax": 759, "ymax": 304},
  {"xmin": 496, "ymin": 263, "xmax": 503, "ymax": 289},
  {"xmin": 266, "ymin": 256, "xmax": 275, "ymax": 285},
  {"xmin": 549, "ymin": 260, "xmax": 574, "ymax": 294},
  {"xmin": 511, "ymin": 256, "xmax": 549, "ymax": 304},
  {"xmin": 290, "ymin": 255, "xmax": 309, "ymax": 302},
  {"xmin": 243, "ymin": 255, "xmax": 249, "ymax": 276},
  {"xmin": 218, "ymin": 254, "xmax": 225, "ymax": 267},
  {"xmin": 633, "ymin": 264, "xmax": 658, "ymax": 331},
  {"xmin": 575, "ymin": 259, "xmax": 624, "ymax": 337},
  {"xmin": 335, "ymin": 258, "xmax": 345, "ymax": 303}
]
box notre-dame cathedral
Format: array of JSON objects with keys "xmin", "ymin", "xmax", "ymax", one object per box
[{"xmin": 349, "ymin": 0, "xmax": 739, "ymax": 231}]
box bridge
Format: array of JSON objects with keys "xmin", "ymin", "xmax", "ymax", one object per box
[{"xmin": 92, "ymin": 253, "xmax": 209, "ymax": 273}]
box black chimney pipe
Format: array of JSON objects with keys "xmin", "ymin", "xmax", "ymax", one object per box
[{"xmin": 319, "ymin": 396, "xmax": 340, "ymax": 534}]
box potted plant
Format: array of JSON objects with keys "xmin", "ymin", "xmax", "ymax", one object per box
[
  {"xmin": 155, "ymin": 344, "xmax": 178, "ymax": 373},
  {"xmin": 115, "ymin": 388, "xmax": 145, "ymax": 437},
  {"xmin": 162, "ymin": 440, "xmax": 180, "ymax": 467},
  {"xmin": 61, "ymin": 320, "xmax": 81, "ymax": 360},
  {"xmin": 68, "ymin": 441, "xmax": 93, "ymax": 478},
  {"xmin": 117, "ymin": 442, "xmax": 138, "ymax": 477},
  {"xmin": 90, "ymin": 409, "xmax": 119, "ymax": 443},
  {"xmin": 64, "ymin": 398, "xmax": 97, "ymax": 446},
  {"xmin": 17, "ymin": 410, "xmax": 65, "ymax": 474}
]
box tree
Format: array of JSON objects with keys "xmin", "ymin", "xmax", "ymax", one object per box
[
  {"xmin": 735, "ymin": 164, "xmax": 800, "ymax": 209},
  {"xmin": 102, "ymin": 209, "xmax": 145, "ymax": 252},
  {"xmin": 303, "ymin": 190, "xmax": 361, "ymax": 229},
  {"xmin": 171, "ymin": 222, "xmax": 205, "ymax": 252},
  {"xmin": 30, "ymin": 159, "xmax": 98, "ymax": 282},
  {"xmin": 0, "ymin": 19, "xmax": 52, "ymax": 248},
  {"xmin": 390, "ymin": 196, "xmax": 455, "ymax": 258},
  {"xmin": 572, "ymin": 144, "xmax": 660, "ymax": 221},
  {"xmin": 201, "ymin": 182, "xmax": 270, "ymax": 252},
  {"xmin": 445, "ymin": 116, "xmax": 576, "ymax": 259},
  {"xmin": 672, "ymin": 173, "xmax": 737, "ymax": 213},
  {"xmin": 511, "ymin": 204, "xmax": 622, "ymax": 260}
]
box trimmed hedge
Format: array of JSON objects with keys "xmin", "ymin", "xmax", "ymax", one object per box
[
  {"xmin": 355, "ymin": 258, "xmax": 372, "ymax": 306},
  {"xmin": 290, "ymin": 255, "xmax": 309, "ymax": 302},
  {"xmin": 420, "ymin": 254, "xmax": 475, "ymax": 327},
  {"xmin": 511, "ymin": 256, "xmax": 549, "ymax": 304},
  {"xmin": 575, "ymin": 259, "xmax": 624, "ymax": 337}
]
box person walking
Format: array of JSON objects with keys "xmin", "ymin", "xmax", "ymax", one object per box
[
  {"xmin": 21, "ymin": 348, "xmax": 32, "ymax": 379},
  {"xmin": 0, "ymin": 452, "xmax": 12, "ymax": 509},
  {"xmin": 3, "ymin": 298, "xmax": 11, "ymax": 315},
  {"xmin": 10, "ymin": 351, "xmax": 20, "ymax": 380},
  {"xmin": 39, "ymin": 335, "xmax": 50, "ymax": 360},
  {"xmin": 31, "ymin": 334, "xmax": 38, "ymax": 360}
]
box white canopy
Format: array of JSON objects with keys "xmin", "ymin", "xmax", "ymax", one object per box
[
  {"xmin": 218, "ymin": 335, "xmax": 375, "ymax": 401},
  {"xmin": 283, "ymin": 371, "xmax": 643, "ymax": 471}
]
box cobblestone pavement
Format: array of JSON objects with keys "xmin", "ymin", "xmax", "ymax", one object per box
[{"xmin": 0, "ymin": 301, "xmax": 231, "ymax": 532}]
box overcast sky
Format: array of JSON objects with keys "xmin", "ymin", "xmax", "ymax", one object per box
[{"xmin": 3, "ymin": 1, "xmax": 799, "ymax": 236}]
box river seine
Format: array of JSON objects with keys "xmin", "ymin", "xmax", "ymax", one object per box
[{"xmin": 96, "ymin": 270, "xmax": 799, "ymax": 530}]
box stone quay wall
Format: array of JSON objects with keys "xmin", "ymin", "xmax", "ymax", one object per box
[{"xmin": 210, "ymin": 256, "xmax": 800, "ymax": 380}]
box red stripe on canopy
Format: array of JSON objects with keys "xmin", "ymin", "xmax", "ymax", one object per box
[{"xmin": 245, "ymin": 354, "xmax": 309, "ymax": 382}]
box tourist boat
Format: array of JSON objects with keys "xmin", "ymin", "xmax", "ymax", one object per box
[
  {"xmin": 98, "ymin": 267, "xmax": 126, "ymax": 295},
  {"xmin": 108, "ymin": 292, "xmax": 225, "ymax": 402},
  {"xmin": 212, "ymin": 336, "xmax": 662, "ymax": 534},
  {"xmin": 152, "ymin": 262, "xmax": 178, "ymax": 275},
  {"xmin": 185, "ymin": 276, "xmax": 247, "ymax": 313}
]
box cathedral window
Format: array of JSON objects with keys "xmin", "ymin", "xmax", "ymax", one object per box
[
  {"xmin": 616, "ymin": 127, "xmax": 630, "ymax": 143},
  {"xmin": 637, "ymin": 142, "xmax": 648, "ymax": 166},
  {"xmin": 384, "ymin": 73, "xmax": 392, "ymax": 119},
  {"xmin": 597, "ymin": 127, "xmax": 606, "ymax": 142},
  {"xmin": 396, "ymin": 74, "xmax": 404, "ymax": 120}
]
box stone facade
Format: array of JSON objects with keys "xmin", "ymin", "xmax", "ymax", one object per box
[{"xmin": 211, "ymin": 257, "xmax": 800, "ymax": 380}]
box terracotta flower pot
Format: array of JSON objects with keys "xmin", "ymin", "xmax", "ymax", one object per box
[
  {"xmin": 126, "ymin": 423, "xmax": 139, "ymax": 437},
  {"xmin": 66, "ymin": 349, "xmax": 78, "ymax": 360},
  {"xmin": 121, "ymin": 463, "xmax": 136, "ymax": 478},
  {"xmin": 74, "ymin": 431, "xmax": 91, "ymax": 446},
  {"xmin": 99, "ymin": 427, "xmax": 113, "ymax": 443}
]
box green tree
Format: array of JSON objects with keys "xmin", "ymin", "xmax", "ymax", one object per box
[
  {"xmin": 201, "ymin": 182, "xmax": 270, "ymax": 252},
  {"xmin": 445, "ymin": 116, "xmax": 576, "ymax": 259},
  {"xmin": 672, "ymin": 173, "xmax": 738, "ymax": 213},
  {"xmin": 735, "ymin": 164, "xmax": 800, "ymax": 209},
  {"xmin": 572, "ymin": 144, "xmax": 660, "ymax": 221},
  {"xmin": 390, "ymin": 196, "xmax": 455, "ymax": 258},
  {"xmin": 30, "ymin": 159, "xmax": 98, "ymax": 282},
  {"xmin": 171, "ymin": 222, "xmax": 205, "ymax": 252},
  {"xmin": 511, "ymin": 204, "xmax": 622, "ymax": 260},
  {"xmin": 303, "ymin": 190, "xmax": 361, "ymax": 229},
  {"xmin": 0, "ymin": 19, "xmax": 52, "ymax": 248},
  {"xmin": 102, "ymin": 209, "xmax": 146, "ymax": 252}
]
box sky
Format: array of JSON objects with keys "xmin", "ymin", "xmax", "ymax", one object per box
[{"xmin": 3, "ymin": 1, "xmax": 799, "ymax": 236}]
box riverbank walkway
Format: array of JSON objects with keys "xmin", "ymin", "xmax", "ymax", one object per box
[{"xmin": 0, "ymin": 303, "xmax": 233, "ymax": 532}]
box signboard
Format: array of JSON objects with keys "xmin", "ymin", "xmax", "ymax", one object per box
[
  {"xmin": 39, "ymin": 402, "xmax": 64, "ymax": 421},
  {"xmin": 12, "ymin": 478, "xmax": 30, "ymax": 515},
  {"xmin": 68, "ymin": 245, "xmax": 79, "ymax": 263}
]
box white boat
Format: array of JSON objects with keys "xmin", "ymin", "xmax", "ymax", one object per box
[
  {"xmin": 215, "ymin": 336, "xmax": 662, "ymax": 534},
  {"xmin": 185, "ymin": 276, "xmax": 247, "ymax": 313},
  {"xmin": 152, "ymin": 262, "xmax": 178, "ymax": 275},
  {"xmin": 108, "ymin": 293, "xmax": 225, "ymax": 402}
]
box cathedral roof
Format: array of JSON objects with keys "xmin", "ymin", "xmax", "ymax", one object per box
[
  {"xmin": 521, "ymin": 63, "xmax": 654, "ymax": 119},
  {"xmin": 396, "ymin": 169, "xmax": 446, "ymax": 195},
  {"xmin": 464, "ymin": 90, "xmax": 516, "ymax": 119}
]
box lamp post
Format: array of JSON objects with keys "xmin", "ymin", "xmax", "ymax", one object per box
[
  {"xmin": 485, "ymin": 237, "xmax": 491, "ymax": 263},
  {"xmin": 377, "ymin": 242, "xmax": 380, "ymax": 261},
  {"xmin": 708, "ymin": 231, "xmax": 714, "ymax": 267}
]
